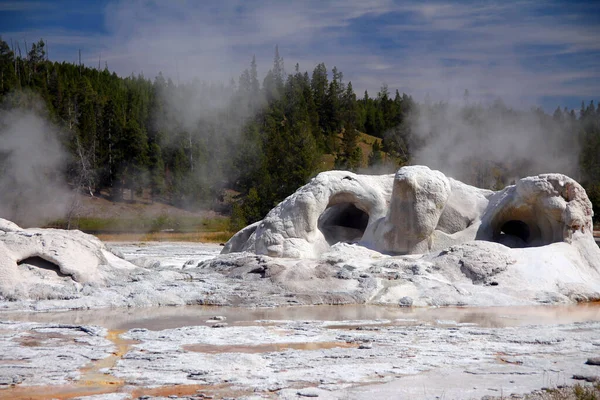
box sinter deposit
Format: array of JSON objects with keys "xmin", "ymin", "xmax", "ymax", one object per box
[
  {"xmin": 222, "ymin": 165, "xmax": 600, "ymax": 306},
  {"xmin": 0, "ymin": 165, "xmax": 599, "ymax": 310}
]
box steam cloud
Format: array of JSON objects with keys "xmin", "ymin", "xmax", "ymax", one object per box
[
  {"xmin": 152, "ymin": 77, "xmax": 261, "ymax": 208},
  {"xmin": 409, "ymin": 102, "xmax": 579, "ymax": 188},
  {"xmin": 0, "ymin": 105, "xmax": 70, "ymax": 227}
]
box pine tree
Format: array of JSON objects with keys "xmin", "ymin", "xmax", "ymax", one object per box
[
  {"xmin": 323, "ymin": 66, "xmax": 343, "ymax": 150},
  {"xmin": 335, "ymin": 82, "xmax": 362, "ymax": 170},
  {"xmin": 263, "ymin": 70, "xmax": 277, "ymax": 102},
  {"xmin": 368, "ymin": 141, "xmax": 383, "ymax": 167},
  {"xmin": 271, "ymin": 45, "xmax": 284, "ymax": 96},
  {"xmin": 97, "ymin": 99, "xmax": 121, "ymax": 191},
  {"xmin": 120, "ymin": 119, "xmax": 149, "ymax": 201},
  {"xmin": 250, "ymin": 55, "xmax": 260, "ymax": 98},
  {"xmin": 311, "ymin": 63, "xmax": 328, "ymax": 146},
  {"xmin": 553, "ymin": 106, "xmax": 563, "ymax": 122},
  {"xmin": 0, "ymin": 38, "xmax": 16, "ymax": 96}
]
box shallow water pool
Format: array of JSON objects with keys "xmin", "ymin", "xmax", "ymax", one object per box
[{"xmin": 1, "ymin": 303, "xmax": 599, "ymax": 330}]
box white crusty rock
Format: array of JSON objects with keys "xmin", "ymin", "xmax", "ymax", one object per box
[
  {"xmin": 0, "ymin": 218, "xmax": 22, "ymax": 233},
  {"xmin": 224, "ymin": 166, "xmax": 596, "ymax": 258},
  {"xmin": 223, "ymin": 170, "xmax": 394, "ymax": 258},
  {"xmin": 477, "ymin": 173, "xmax": 595, "ymax": 246},
  {"xmin": 0, "ymin": 219, "xmax": 136, "ymax": 301},
  {"xmin": 371, "ymin": 166, "xmax": 492, "ymax": 254},
  {"xmin": 219, "ymin": 165, "xmax": 600, "ymax": 305}
]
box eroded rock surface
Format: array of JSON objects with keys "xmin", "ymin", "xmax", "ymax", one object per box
[
  {"xmin": 219, "ymin": 166, "xmax": 600, "ymax": 306},
  {"xmin": 225, "ymin": 166, "xmax": 596, "ymax": 257},
  {"xmin": 0, "ymin": 220, "xmax": 139, "ymax": 302},
  {"xmin": 3, "ymin": 314, "xmax": 598, "ymax": 400},
  {"xmin": 223, "ymin": 170, "xmax": 394, "ymax": 258},
  {"xmin": 0, "ymin": 320, "xmax": 112, "ymax": 388}
]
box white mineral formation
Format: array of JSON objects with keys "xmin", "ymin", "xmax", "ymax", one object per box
[
  {"xmin": 1, "ymin": 165, "xmax": 599, "ymax": 308},
  {"xmin": 224, "ymin": 170, "xmax": 394, "ymax": 258},
  {"xmin": 0, "ymin": 219, "xmax": 134, "ymax": 301},
  {"xmin": 224, "ymin": 166, "xmax": 596, "ymax": 257},
  {"xmin": 222, "ymin": 165, "xmax": 600, "ymax": 305}
]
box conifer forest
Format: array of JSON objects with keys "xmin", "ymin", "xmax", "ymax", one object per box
[{"xmin": 1, "ymin": 39, "xmax": 599, "ymax": 227}]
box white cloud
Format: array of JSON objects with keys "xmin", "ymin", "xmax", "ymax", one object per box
[{"xmin": 2, "ymin": 0, "xmax": 598, "ymax": 109}]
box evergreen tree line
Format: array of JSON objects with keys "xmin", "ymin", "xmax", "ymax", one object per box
[{"xmin": 1, "ymin": 39, "xmax": 599, "ymax": 228}]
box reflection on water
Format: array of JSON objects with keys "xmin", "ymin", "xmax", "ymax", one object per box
[{"xmin": 1, "ymin": 303, "xmax": 599, "ymax": 330}]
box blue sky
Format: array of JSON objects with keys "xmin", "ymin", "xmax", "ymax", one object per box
[{"xmin": 1, "ymin": 0, "xmax": 599, "ymax": 111}]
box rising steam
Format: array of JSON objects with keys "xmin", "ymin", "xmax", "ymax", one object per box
[
  {"xmin": 0, "ymin": 103, "xmax": 70, "ymax": 227},
  {"xmin": 409, "ymin": 101, "xmax": 579, "ymax": 188}
]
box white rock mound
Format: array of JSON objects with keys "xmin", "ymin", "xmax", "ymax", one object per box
[
  {"xmin": 1, "ymin": 165, "xmax": 598, "ymax": 308},
  {"xmin": 0, "ymin": 219, "xmax": 135, "ymax": 301},
  {"xmin": 224, "ymin": 166, "xmax": 596, "ymax": 258},
  {"xmin": 223, "ymin": 170, "xmax": 394, "ymax": 258},
  {"xmin": 221, "ymin": 166, "xmax": 600, "ymax": 305}
]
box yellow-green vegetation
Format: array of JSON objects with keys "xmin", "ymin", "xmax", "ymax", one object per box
[
  {"xmin": 95, "ymin": 231, "xmax": 233, "ymax": 243},
  {"xmin": 530, "ymin": 383, "xmax": 600, "ymax": 400},
  {"xmin": 358, "ymin": 132, "xmax": 382, "ymax": 166},
  {"xmin": 318, "ymin": 154, "xmax": 337, "ymax": 172},
  {"xmin": 46, "ymin": 215, "xmax": 234, "ymax": 243},
  {"xmin": 318, "ymin": 131, "xmax": 385, "ymax": 172},
  {"xmin": 47, "ymin": 215, "xmax": 228, "ymax": 233}
]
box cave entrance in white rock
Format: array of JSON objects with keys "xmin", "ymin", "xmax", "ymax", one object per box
[
  {"xmin": 493, "ymin": 219, "xmax": 543, "ymax": 248},
  {"xmin": 17, "ymin": 256, "xmax": 70, "ymax": 278},
  {"xmin": 487, "ymin": 204, "xmax": 563, "ymax": 248},
  {"xmin": 318, "ymin": 202, "xmax": 369, "ymax": 245},
  {"xmin": 500, "ymin": 220, "xmax": 530, "ymax": 242}
]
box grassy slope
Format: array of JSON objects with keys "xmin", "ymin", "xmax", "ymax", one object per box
[
  {"xmin": 44, "ymin": 192, "xmax": 233, "ymax": 243},
  {"xmin": 318, "ymin": 131, "xmax": 383, "ymax": 171},
  {"xmin": 357, "ymin": 132, "xmax": 383, "ymax": 166}
]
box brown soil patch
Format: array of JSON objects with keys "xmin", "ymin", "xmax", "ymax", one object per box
[
  {"xmin": 74, "ymin": 192, "xmax": 215, "ymax": 220},
  {"xmin": 0, "ymin": 384, "xmax": 244, "ymax": 400},
  {"xmin": 16, "ymin": 331, "xmax": 74, "ymax": 347},
  {"xmin": 183, "ymin": 341, "xmax": 358, "ymax": 354},
  {"xmin": 96, "ymin": 231, "xmax": 232, "ymax": 243},
  {"xmin": 0, "ymin": 359, "xmax": 29, "ymax": 365}
]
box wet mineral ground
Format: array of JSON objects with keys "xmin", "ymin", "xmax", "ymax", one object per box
[{"xmin": 0, "ymin": 242, "xmax": 600, "ymax": 400}]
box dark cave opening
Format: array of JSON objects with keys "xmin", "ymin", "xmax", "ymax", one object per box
[
  {"xmin": 17, "ymin": 256, "xmax": 70, "ymax": 278},
  {"xmin": 501, "ymin": 220, "xmax": 531, "ymax": 242},
  {"xmin": 318, "ymin": 202, "xmax": 369, "ymax": 245},
  {"xmin": 496, "ymin": 220, "xmax": 532, "ymax": 248}
]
